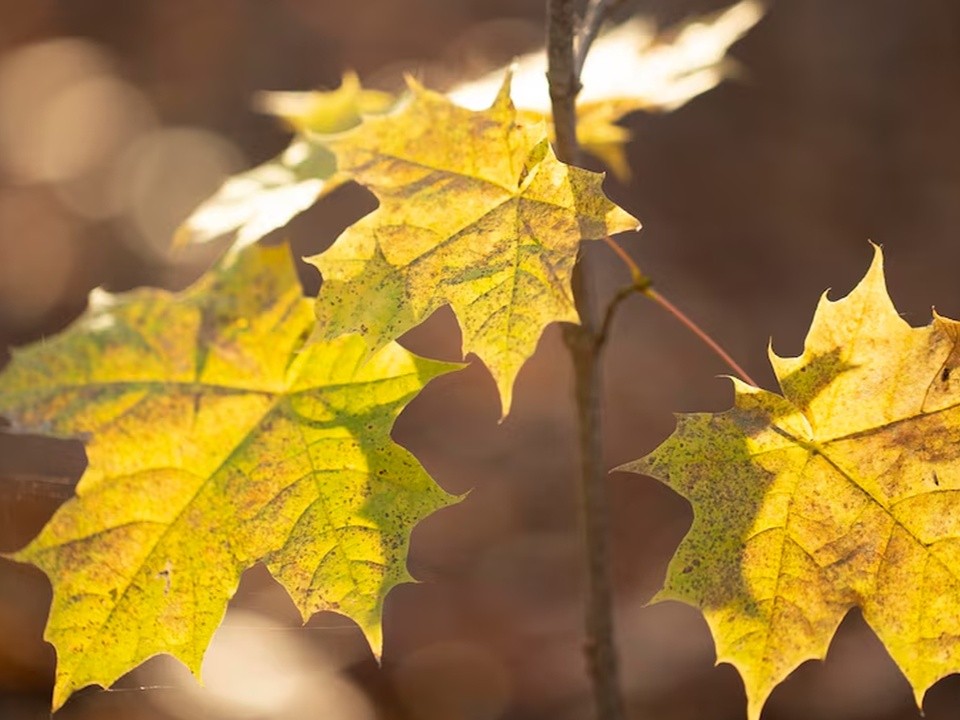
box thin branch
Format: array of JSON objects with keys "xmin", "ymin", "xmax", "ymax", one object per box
[
  {"xmin": 553, "ymin": 0, "xmax": 754, "ymax": 712},
  {"xmin": 561, "ymin": 322, "xmax": 625, "ymax": 720},
  {"xmin": 575, "ymin": 0, "xmax": 621, "ymax": 77},
  {"xmin": 643, "ymin": 288, "xmax": 758, "ymax": 386},
  {"xmin": 596, "ymin": 281, "xmax": 649, "ymax": 347},
  {"xmin": 548, "ymin": 2, "xmax": 626, "ymax": 720},
  {"xmin": 546, "ymin": 0, "xmax": 581, "ymax": 164}
]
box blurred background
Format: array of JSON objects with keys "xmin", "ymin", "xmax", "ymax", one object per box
[{"xmin": 3, "ymin": 0, "xmax": 960, "ymax": 719}]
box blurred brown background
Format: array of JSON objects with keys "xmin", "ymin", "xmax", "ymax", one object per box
[{"xmin": 3, "ymin": 1, "xmax": 960, "ymax": 719}]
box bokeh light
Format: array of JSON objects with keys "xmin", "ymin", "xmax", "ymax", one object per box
[
  {"xmin": 0, "ymin": 35, "xmax": 244, "ymax": 265},
  {"xmin": 112, "ymin": 127, "xmax": 243, "ymax": 257},
  {"xmin": 151, "ymin": 608, "xmax": 376, "ymax": 720}
]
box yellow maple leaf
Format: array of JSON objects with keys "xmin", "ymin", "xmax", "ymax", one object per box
[
  {"xmin": 620, "ymin": 245, "xmax": 960, "ymax": 719},
  {"xmin": 309, "ymin": 74, "xmax": 639, "ymax": 418},
  {"xmin": 255, "ymin": 70, "xmax": 395, "ymax": 135},
  {"xmin": 175, "ymin": 1, "xmax": 761, "ymax": 257},
  {"xmin": 0, "ymin": 244, "xmax": 458, "ymax": 710}
]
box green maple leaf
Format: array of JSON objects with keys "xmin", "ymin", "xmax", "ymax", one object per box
[
  {"xmin": 0, "ymin": 244, "xmax": 458, "ymax": 710},
  {"xmin": 620, "ymin": 246, "xmax": 960, "ymax": 719},
  {"xmin": 309, "ymin": 74, "xmax": 639, "ymax": 417}
]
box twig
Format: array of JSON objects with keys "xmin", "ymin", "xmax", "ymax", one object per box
[
  {"xmin": 547, "ymin": 2, "xmax": 626, "ymax": 720},
  {"xmin": 575, "ymin": 0, "xmax": 621, "ymax": 77},
  {"xmin": 546, "ymin": 0, "xmax": 581, "ymax": 165},
  {"xmin": 598, "ymin": 235, "xmax": 756, "ymax": 385},
  {"xmin": 596, "ymin": 280, "xmax": 649, "ymax": 347}
]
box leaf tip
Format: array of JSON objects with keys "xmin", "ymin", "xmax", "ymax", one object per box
[
  {"xmin": 728, "ymin": 374, "xmax": 761, "ymax": 394},
  {"xmin": 612, "ymin": 457, "xmax": 644, "ymax": 476},
  {"xmin": 49, "ymin": 667, "xmax": 103, "ymax": 713},
  {"xmin": 359, "ymin": 620, "xmax": 385, "ymax": 664},
  {"xmin": 912, "ymin": 685, "xmax": 928, "ymax": 716},
  {"xmin": 491, "ymin": 67, "xmax": 516, "ymax": 113},
  {"xmin": 300, "ymin": 251, "xmax": 322, "ymax": 275},
  {"xmin": 744, "ymin": 695, "xmax": 765, "ymax": 720},
  {"xmin": 403, "ymin": 73, "xmax": 428, "ymax": 96},
  {"xmin": 413, "ymin": 354, "xmax": 467, "ymax": 384},
  {"xmin": 0, "ymin": 546, "xmax": 29, "ymax": 567},
  {"xmin": 607, "ymin": 204, "xmax": 642, "ymax": 236},
  {"xmin": 51, "ymin": 682, "xmax": 73, "ymax": 713},
  {"xmin": 864, "ymin": 238, "xmax": 885, "ymax": 278},
  {"xmin": 170, "ymin": 219, "xmax": 193, "ymax": 250}
]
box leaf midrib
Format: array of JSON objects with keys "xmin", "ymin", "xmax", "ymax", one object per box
[{"xmin": 767, "ymin": 419, "xmax": 960, "ymax": 587}]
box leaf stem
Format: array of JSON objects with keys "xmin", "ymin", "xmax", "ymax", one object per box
[
  {"xmin": 548, "ymin": 2, "xmax": 626, "ymax": 720},
  {"xmin": 643, "ymin": 288, "xmax": 758, "ymax": 386},
  {"xmin": 601, "ymin": 235, "xmax": 644, "ymax": 284},
  {"xmin": 598, "ymin": 235, "xmax": 756, "ymax": 386}
]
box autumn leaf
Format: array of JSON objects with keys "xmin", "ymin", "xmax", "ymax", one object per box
[
  {"xmin": 255, "ymin": 70, "xmax": 395, "ymax": 135},
  {"xmin": 174, "ymin": 73, "xmax": 395, "ymax": 253},
  {"xmin": 309, "ymin": 74, "xmax": 638, "ymax": 417},
  {"xmin": 175, "ymin": 2, "xmax": 759, "ymax": 255},
  {"xmin": 620, "ymin": 245, "xmax": 960, "ymax": 719},
  {"xmin": 448, "ymin": 0, "xmax": 764, "ymax": 179},
  {"xmin": 0, "ymin": 244, "xmax": 458, "ymax": 710}
]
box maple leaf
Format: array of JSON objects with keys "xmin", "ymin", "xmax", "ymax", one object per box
[
  {"xmin": 0, "ymin": 244, "xmax": 458, "ymax": 710},
  {"xmin": 255, "ymin": 70, "xmax": 395, "ymax": 135},
  {"xmin": 619, "ymin": 245, "xmax": 960, "ymax": 719},
  {"xmin": 174, "ymin": 1, "xmax": 760, "ymax": 256},
  {"xmin": 174, "ymin": 73, "xmax": 395, "ymax": 254},
  {"xmin": 309, "ymin": 74, "xmax": 638, "ymax": 417}
]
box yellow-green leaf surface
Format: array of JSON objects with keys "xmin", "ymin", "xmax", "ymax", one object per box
[
  {"xmin": 0, "ymin": 244, "xmax": 458, "ymax": 710},
  {"xmin": 174, "ymin": 73, "xmax": 395, "ymax": 253},
  {"xmin": 620, "ymin": 246, "xmax": 960, "ymax": 719},
  {"xmin": 309, "ymin": 75, "xmax": 638, "ymax": 417},
  {"xmin": 447, "ymin": 0, "xmax": 764, "ymax": 179}
]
